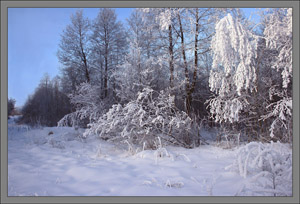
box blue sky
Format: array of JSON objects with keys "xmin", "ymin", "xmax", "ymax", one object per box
[{"xmin": 8, "ymin": 8, "xmax": 259, "ymax": 107}]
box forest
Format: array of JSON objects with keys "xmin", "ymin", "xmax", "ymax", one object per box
[
  {"xmin": 14, "ymin": 8, "xmax": 292, "ymax": 147},
  {"xmin": 7, "ymin": 7, "xmax": 293, "ymax": 197}
]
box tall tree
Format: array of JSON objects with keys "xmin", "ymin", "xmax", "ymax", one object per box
[
  {"xmin": 168, "ymin": 8, "xmax": 215, "ymax": 115},
  {"xmin": 261, "ymin": 8, "xmax": 292, "ymax": 142},
  {"xmin": 114, "ymin": 9, "xmax": 167, "ymax": 103},
  {"xmin": 185, "ymin": 8, "xmax": 214, "ymax": 115},
  {"xmin": 91, "ymin": 8, "xmax": 127, "ymax": 99},
  {"xmin": 143, "ymin": 8, "xmax": 177, "ymax": 89},
  {"xmin": 57, "ymin": 9, "xmax": 91, "ymax": 94}
]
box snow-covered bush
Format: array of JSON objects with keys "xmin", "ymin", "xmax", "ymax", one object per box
[
  {"xmin": 58, "ymin": 82, "xmax": 107, "ymax": 128},
  {"xmin": 229, "ymin": 142, "xmax": 292, "ymax": 196},
  {"xmin": 84, "ymin": 87, "xmax": 194, "ymax": 148},
  {"xmin": 262, "ymin": 93, "xmax": 292, "ymax": 142}
]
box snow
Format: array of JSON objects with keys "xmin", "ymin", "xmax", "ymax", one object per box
[{"xmin": 8, "ymin": 116, "xmax": 292, "ymax": 196}]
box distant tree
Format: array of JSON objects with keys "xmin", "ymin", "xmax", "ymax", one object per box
[
  {"xmin": 8, "ymin": 98, "xmax": 16, "ymax": 117},
  {"xmin": 20, "ymin": 74, "xmax": 71, "ymax": 127}
]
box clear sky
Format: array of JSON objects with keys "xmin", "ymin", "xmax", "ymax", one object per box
[{"xmin": 8, "ymin": 8, "xmax": 259, "ymax": 107}]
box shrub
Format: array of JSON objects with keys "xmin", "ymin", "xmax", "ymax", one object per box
[
  {"xmin": 228, "ymin": 142, "xmax": 292, "ymax": 196},
  {"xmin": 84, "ymin": 87, "xmax": 195, "ymax": 148}
]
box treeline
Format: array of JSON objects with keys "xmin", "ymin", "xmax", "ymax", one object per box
[
  {"xmin": 19, "ymin": 74, "xmax": 71, "ymax": 127},
  {"xmin": 8, "ymin": 98, "xmax": 17, "ymax": 118},
  {"xmin": 19, "ymin": 8, "xmax": 292, "ymax": 147}
]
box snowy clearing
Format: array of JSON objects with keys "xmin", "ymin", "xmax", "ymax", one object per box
[{"xmin": 8, "ymin": 116, "xmax": 292, "ymax": 196}]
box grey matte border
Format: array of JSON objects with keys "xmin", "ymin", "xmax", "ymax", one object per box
[{"xmin": 1, "ymin": 0, "xmax": 299, "ymax": 203}]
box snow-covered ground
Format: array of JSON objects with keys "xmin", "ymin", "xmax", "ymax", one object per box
[{"xmin": 8, "ymin": 116, "xmax": 292, "ymax": 196}]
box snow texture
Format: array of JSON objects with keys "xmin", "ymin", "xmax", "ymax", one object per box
[{"xmin": 8, "ymin": 116, "xmax": 292, "ymax": 196}]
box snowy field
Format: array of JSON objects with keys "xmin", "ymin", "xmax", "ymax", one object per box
[{"xmin": 8, "ymin": 116, "xmax": 292, "ymax": 196}]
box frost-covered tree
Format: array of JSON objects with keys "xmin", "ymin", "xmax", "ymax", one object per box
[
  {"xmin": 208, "ymin": 9, "xmax": 292, "ymax": 143},
  {"xmin": 261, "ymin": 8, "xmax": 292, "ymax": 142},
  {"xmin": 114, "ymin": 37, "xmax": 167, "ymax": 104},
  {"xmin": 114, "ymin": 9, "xmax": 168, "ymax": 104},
  {"xmin": 113, "ymin": 40, "xmax": 147, "ymax": 103},
  {"xmin": 183, "ymin": 8, "xmax": 216, "ymax": 115},
  {"xmin": 208, "ymin": 13, "xmax": 258, "ymax": 124},
  {"xmin": 264, "ymin": 9, "xmax": 292, "ymax": 89},
  {"xmin": 157, "ymin": 8, "xmax": 176, "ymax": 89},
  {"xmin": 140, "ymin": 8, "xmax": 178, "ymax": 89}
]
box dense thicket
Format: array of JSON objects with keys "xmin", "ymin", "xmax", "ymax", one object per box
[
  {"xmin": 57, "ymin": 8, "xmax": 292, "ymax": 147},
  {"xmin": 20, "ymin": 74, "xmax": 71, "ymax": 127}
]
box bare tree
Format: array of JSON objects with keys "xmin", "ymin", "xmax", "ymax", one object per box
[
  {"xmin": 90, "ymin": 8, "xmax": 127, "ymax": 99},
  {"xmin": 172, "ymin": 9, "xmax": 215, "ymax": 115},
  {"xmin": 57, "ymin": 9, "xmax": 91, "ymax": 94}
]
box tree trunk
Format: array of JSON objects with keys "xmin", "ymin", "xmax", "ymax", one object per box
[
  {"xmin": 177, "ymin": 13, "xmax": 190, "ymax": 114},
  {"xmin": 104, "ymin": 30, "xmax": 108, "ymax": 98},
  {"xmin": 79, "ymin": 32, "xmax": 90, "ymax": 83},
  {"xmin": 82, "ymin": 51, "xmax": 90, "ymax": 83},
  {"xmin": 168, "ymin": 24, "xmax": 174, "ymax": 89},
  {"xmin": 186, "ymin": 8, "xmax": 200, "ymax": 115},
  {"xmin": 178, "ymin": 10, "xmax": 200, "ymax": 115},
  {"xmin": 104, "ymin": 53, "xmax": 108, "ymax": 98}
]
